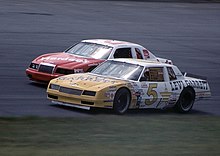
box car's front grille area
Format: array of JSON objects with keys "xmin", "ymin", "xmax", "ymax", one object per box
[
  {"xmin": 59, "ymin": 87, "xmax": 83, "ymax": 95},
  {"xmin": 38, "ymin": 64, "xmax": 54, "ymax": 74}
]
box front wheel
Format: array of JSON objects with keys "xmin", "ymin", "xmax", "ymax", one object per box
[
  {"xmin": 175, "ymin": 87, "xmax": 195, "ymax": 113},
  {"xmin": 113, "ymin": 88, "xmax": 131, "ymax": 114}
]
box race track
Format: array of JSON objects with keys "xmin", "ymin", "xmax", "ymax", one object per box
[{"xmin": 0, "ymin": 0, "xmax": 220, "ymax": 116}]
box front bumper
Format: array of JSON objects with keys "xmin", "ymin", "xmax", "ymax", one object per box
[
  {"xmin": 52, "ymin": 101, "xmax": 91, "ymax": 110},
  {"xmin": 47, "ymin": 89, "xmax": 113, "ymax": 109},
  {"xmin": 26, "ymin": 68, "xmax": 61, "ymax": 82}
]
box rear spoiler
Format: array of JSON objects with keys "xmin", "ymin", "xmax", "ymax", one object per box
[
  {"xmin": 182, "ymin": 72, "xmax": 207, "ymax": 80},
  {"xmin": 156, "ymin": 57, "xmax": 173, "ymax": 65}
]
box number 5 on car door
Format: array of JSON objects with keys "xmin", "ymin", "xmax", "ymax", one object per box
[{"xmin": 145, "ymin": 83, "xmax": 158, "ymax": 105}]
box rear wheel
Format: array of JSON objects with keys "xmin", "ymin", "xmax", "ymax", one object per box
[
  {"xmin": 175, "ymin": 87, "xmax": 195, "ymax": 113},
  {"xmin": 113, "ymin": 88, "xmax": 131, "ymax": 114}
]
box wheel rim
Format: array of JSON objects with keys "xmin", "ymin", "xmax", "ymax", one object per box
[{"xmin": 114, "ymin": 89, "xmax": 130, "ymax": 114}]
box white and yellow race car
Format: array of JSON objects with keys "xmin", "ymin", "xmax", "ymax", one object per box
[{"xmin": 47, "ymin": 59, "xmax": 211, "ymax": 114}]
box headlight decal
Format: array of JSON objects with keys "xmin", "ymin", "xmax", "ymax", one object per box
[
  {"xmin": 82, "ymin": 90, "xmax": 96, "ymax": 96},
  {"xmin": 49, "ymin": 84, "xmax": 60, "ymax": 90},
  {"xmin": 29, "ymin": 63, "xmax": 39, "ymax": 70}
]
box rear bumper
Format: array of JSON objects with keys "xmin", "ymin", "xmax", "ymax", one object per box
[{"xmin": 26, "ymin": 68, "xmax": 61, "ymax": 82}]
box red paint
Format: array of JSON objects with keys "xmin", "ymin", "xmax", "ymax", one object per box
[{"xmin": 26, "ymin": 52, "xmax": 104, "ymax": 82}]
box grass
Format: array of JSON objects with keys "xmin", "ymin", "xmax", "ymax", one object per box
[{"xmin": 0, "ymin": 114, "xmax": 220, "ymax": 156}]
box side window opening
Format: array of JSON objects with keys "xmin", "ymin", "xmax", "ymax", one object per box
[
  {"xmin": 140, "ymin": 67, "xmax": 164, "ymax": 82},
  {"xmin": 167, "ymin": 67, "xmax": 177, "ymax": 81},
  {"xmin": 143, "ymin": 49, "xmax": 150, "ymax": 59},
  {"xmin": 113, "ymin": 48, "xmax": 132, "ymax": 58},
  {"xmin": 135, "ymin": 48, "xmax": 143, "ymax": 59}
]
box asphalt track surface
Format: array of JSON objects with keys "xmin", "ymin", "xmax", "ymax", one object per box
[{"xmin": 0, "ymin": 0, "xmax": 220, "ymax": 117}]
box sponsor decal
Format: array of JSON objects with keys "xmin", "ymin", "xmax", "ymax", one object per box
[
  {"xmin": 75, "ymin": 76, "xmax": 85, "ymax": 81},
  {"xmin": 170, "ymin": 81, "xmax": 184, "ymax": 91},
  {"xmin": 131, "ymin": 82, "xmax": 138, "ymax": 87},
  {"xmin": 170, "ymin": 80, "xmax": 208, "ymax": 91},
  {"xmin": 88, "ymin": 63, "xmax": 99, "ymax": 67},
  {"xmin": 58, "ymin": 77, "xmax": 75, "ymax": 81},
  {"xmin": 58, "ymin": 75, "xmax": 117, "ymax": 84},
  {"xmin": 40, "ymin": 56, "xmax": 89, "ymax": 63},
  {"xmin": 105, "ymin": 87, "xmax": 117, "ymax": 99},
  {"xmin": 105, "ymin": 86, "xmax": 117, "ymax": 99},
  {"xmin": 104, "ymin": 99, "xmax": 114, "ymax": 103},
  {"xmin": 141, "ymin": 83, "xmax": 148, "ymax": 88},
  {"xmin": 168, "ymin": 93, "xmax": 178, "ymax": 104},
  {"xmin": 184, "ymin": 80, "xmax": 208, "ymax": 90},
  {"xmin": 134, "ymin": 90, "xmax": 142, "ymax": 107},
  {"xmin": 195, "ymin": 91, "xmax": 211, "ymax": 98},
  {"xmin": 108, "ymin": 86, "xmax": 117, "ymax": 91},
  {"xmin": 74, "ymin": 69, "xmax": 84, "ymax": 73},
  {"xmin": 105, "ymin": 92, "xmax": 115, "ymax": 99}
]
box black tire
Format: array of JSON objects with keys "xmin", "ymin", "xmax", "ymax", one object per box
[
  {"xmin": 175, "ymin": 87, "xmax": 195, "ymax": 113},
  {"xmin": 113, "ymin": 88, "xmax": 131, "ymax": 114}
]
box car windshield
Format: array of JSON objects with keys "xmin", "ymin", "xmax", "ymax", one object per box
[
  {"xmin": 65, "ymin": 42, "xmax": 113, "ymax": 59},
  {"xmin": 91, "ymin": 60, "xmax": 144, "ymax": 81}
]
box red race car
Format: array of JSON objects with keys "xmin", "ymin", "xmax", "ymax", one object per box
[{"xmin": 26, "ymin": 39, "xmax": 172, "ymax": 83}]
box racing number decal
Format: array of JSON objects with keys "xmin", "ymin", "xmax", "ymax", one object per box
[{"xmin": 145, "ymin": 84, "xmax": 158, "ymax": 105}]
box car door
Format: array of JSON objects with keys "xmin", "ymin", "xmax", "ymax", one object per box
[{"xmin": 138, "ymin": 67, "xmax": 169, "ymax": 109}]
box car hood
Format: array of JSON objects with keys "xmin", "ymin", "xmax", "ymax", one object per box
[
  {"xmin": 33, "ymin": 52, "xmax": 102, "ymax": 68},
  {"xmin": 50, "ymin": 73, "xmax": 128, "ymax": 91}
]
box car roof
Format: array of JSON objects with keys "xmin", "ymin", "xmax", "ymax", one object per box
[
  {"xmin": 110, "ymin": 58, "xmax": 175, "ymax": 68},
  {"xmin": 82, "ymin": 39, "xmax": 142, "ymax": 47}
]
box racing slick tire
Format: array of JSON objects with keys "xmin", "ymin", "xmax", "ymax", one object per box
[
  {"xmin": 175, "ymin": 87, "xmax": 195, "ymax": 113},
  {"xmin": 113, "ymin": 88, "xmax": 131, "ymax": 114}
]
